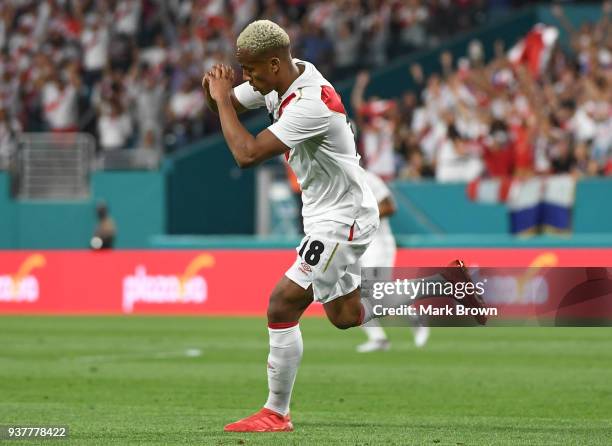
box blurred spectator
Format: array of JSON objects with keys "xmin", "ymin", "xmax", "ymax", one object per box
[
  {"xmin": 351, "ymin": 71, "xmax": 397, "ymax": 181},
  {"xmin": 331, "ymin": 21, "xmax": 360, "ymax": 80},
  {"xmin": 139, "ymin": 34, "xmax": 169, "ymax": 74},
  {"xmin": 41, "ymin": 67, "xmax": 80, "ymax": 132},
  {"xmin": 399, "ymin": 149, "xmax": 433, "ymax": 180},
  {"xmin": 360, "ymin": 9, "xmax": 389, "ymax": 69},
  {"xmin": 298, "ymin": 23, "xmax": 333, "ymax": 77},
  {"xmin": 169, "ymin": 51, "xmax": 201, "ymax": 95},
  {"xmin": 107, "ymin": 31, "xmax": 135, "ymax": 72},
  {"xmin": 97, "ymin": 100, "xmax": 132, "ymax": 151},
  {"xmin": 130, "ymin": 67, "xmax": 166, "ymax": 148},
  {"xmin": 435, "ymin": 124, "xmax": 483, "ymax": 183},
  {"xmin": 0, "ymin": 107, "xmax": 21, "ymax": 166},
  {"xmin": 113, "ymin": 0, "xmax": 141, "ymax": 37},
  {"xmin": 390, "ymin": 0, "xmax": 429, "ymax": 56},
  {"xmin": 550, "ymin": 136, "xmax": 573, "ymax": 174},
  {"xmin": 481, "ymin": 120, "xmax": 514, "ymax": 178},
  {"xmin": 81, "ymin": 12, "xmax": 110, "ymax": 85},
  {"xmin": 0, "ymin": 59, "xmax": 20, "ymax": 118},
  {"xmin": 166, "ymin": 77, "xmax": 205, "ymax": 149},
  {"xmin": 91, "ymin": 68, "xmax": 127, "ymax": 116}
]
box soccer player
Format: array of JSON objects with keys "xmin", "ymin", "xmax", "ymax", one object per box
[
  {"xmin": 202, "ymin": 20, "xmax": 485, "ymax": 433},
  {"xmin": 357, "ymin": 170, "xmax": 430, "ymax": 352}
]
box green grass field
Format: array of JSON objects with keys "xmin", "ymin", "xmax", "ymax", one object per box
[{"xmin": 1, "ymin": 316, "xmax": 611, "ymax": 445}]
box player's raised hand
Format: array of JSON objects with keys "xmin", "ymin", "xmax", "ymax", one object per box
[
  {"xmin": 202, "ymin": 71, "xmax": 218, "ymax": 97},
  {"xmin": 212, "ymin": 64, "xmax": 224, "ymax": 79},
  {"xmin": 207, "ymin": 64, "xmax": 235, "ymax": 102},
  {"xmin": 202, "ymin": 72, "xmax": 211, "ymax": 92},
  {"xmin": 220, "ymin": 64, "xmax": 235, "ymax": 82}
]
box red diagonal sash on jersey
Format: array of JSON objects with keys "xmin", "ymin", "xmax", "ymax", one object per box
[{"xmin": 320, "ymin": 85, "xmax": 346, "ymax": 114}]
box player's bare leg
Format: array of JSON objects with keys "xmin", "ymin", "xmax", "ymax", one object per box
[
  {"xmin": 224, "ymin": 277, "xmax": 312, "ymax": 432},
  {"xmin": 323, "ymin": 287, "xmax": 363, "ymax": 329}
]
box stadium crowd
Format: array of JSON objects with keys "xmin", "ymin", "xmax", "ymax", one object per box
[
  {"xmin": 1, "ymin": 0, "xmax": 609, "ymax": 181},
  {"xmin": 354, "ymin": 2, "xmax": 612, "ymax": 182},
  {"xmin": 0, "ymin": 0, "xmax": 496, "ymax": 161}
]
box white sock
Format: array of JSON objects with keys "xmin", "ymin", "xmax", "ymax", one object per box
[
  {"xmin": 361, "ymin": 325, "xmax": 388, "ymax": 342},
  {"xmin": 361, "ymin": 274, "xmax": 446, "ymax": 325},
  {"xmin": 264, "ymin": 323, "xmax": 303, "ymax": 416}
]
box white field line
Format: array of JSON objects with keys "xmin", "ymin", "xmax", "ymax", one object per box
[{"xmin": 61, "ymin": 348, "xmax": 203, "ymax": 363}]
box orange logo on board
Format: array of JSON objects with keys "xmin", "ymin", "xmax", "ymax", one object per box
[
  {"xmin": 122, "ymin": 254, "xmax": 215, "ymax": 313},
  {"xmin": 0, "ymin": 254, "xmax": 46, "ymax": 302}
]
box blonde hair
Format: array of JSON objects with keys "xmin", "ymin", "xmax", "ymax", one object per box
[{"xmin": 236, "ymin": 20, "xmax": 290, "ymax": 56}]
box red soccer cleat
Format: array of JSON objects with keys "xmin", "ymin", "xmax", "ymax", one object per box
[
  {"xmin": 441, "ymin": 259, "xmax": 488, "ymax": 325},
  {"xmin": 224, "ymin": 408, "xmax": 294, "ymax": 432}
]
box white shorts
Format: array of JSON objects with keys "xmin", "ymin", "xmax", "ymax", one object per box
[{"xmin": 285, "ymin": 220, "xmax": 378, "ymax": 304}]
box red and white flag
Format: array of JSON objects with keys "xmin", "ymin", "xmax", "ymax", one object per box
[{"xmin": 508, "ymin": 24, "xmax": 559, "ymax": 78}]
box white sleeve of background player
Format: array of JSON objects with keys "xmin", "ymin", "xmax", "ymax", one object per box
[
  {"xmin": 366, "ymin": 171, "xmax": 392, "ymax": 203},
  {"xmin": 267, "ymin": 99, "xmax": 330, "ymax": 149},
  {"xmin": 233, "ymin": 81, "xmax": 266, "ymax": 109}
]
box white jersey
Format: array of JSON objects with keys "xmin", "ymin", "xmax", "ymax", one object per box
[
  {"xmin": 234, "ymin": 59, "xmax": 378, "ymax": 234},
  {"xmin": 363, "ymin": 171, "xmax": 394, "ymax": 243},
  {"xmin": 359, "ymin": 171, "xmax": 396, "ymax": 268}
]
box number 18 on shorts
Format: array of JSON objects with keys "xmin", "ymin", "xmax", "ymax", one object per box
[{"xmin": 285, "ymin": 224, "xmax": 375, "ymax": 304}]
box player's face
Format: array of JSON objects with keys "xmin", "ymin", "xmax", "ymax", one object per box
[{"xmin": 237, "ymin": 51, "xmax": 277, "ymax": 95}]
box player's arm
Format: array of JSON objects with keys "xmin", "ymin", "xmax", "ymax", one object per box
[
  {"xmin": 208, "ymin": 65, "xmax": 288, "ymax": 168},
  {"xmin": 378, "ymin": 197, "xmax": 396, "ymax": 218},
  {"xmin": 217, "ymin": 99, "xmax": 288, "ymax": 167}
]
